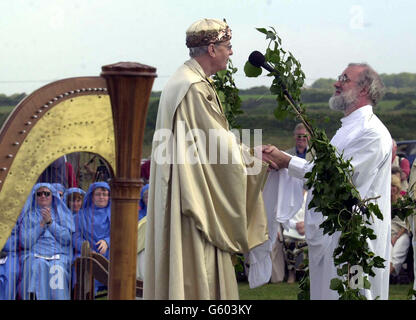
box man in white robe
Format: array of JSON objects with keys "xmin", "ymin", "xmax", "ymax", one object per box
[
  {"xmin": 144, "ymin": 19, "xmax": 269, "ymax": 300},
  {"xmin": 263, "ymin": 63, "xmax": 392, "ymax": 299}
]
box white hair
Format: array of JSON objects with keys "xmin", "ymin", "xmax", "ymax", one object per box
[
  {"xmin": 189, "ymin": 45, "xmax": 209, "ymax": 58},
  {"xmin": 348, "ymin": 63, "xmax": 385, "ymax": 105}
]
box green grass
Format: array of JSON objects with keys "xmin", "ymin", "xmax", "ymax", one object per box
[
  {"xmin": 83, "ymin": 283, "xmax": 415, "ymax": 300},
  {"xmin": 239, "ymin": 282, "xmax": 299, "ymax": 300},
  {"xmin": 238, "ymin": 282, "xmax": 413, "ymax": 300}
]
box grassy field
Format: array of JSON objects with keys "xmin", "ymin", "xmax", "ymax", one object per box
[{"xmin": 238, "ymin": 282, "xmax": 414, "ymax": 300}]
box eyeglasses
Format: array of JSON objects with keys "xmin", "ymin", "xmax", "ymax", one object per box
[
  {"xmin": 296, "ymin": 134, "xmax": 308, "ymax": 138},
  {"xmin": 94, "ymin": 192, "xmax": 109, "ymax": 197},
  {"xmin": 215, "ymin": 42, "xmax": 232, "ymax": 51},
  {"xmin": 337, "ymin": 74, "xmax": 351, "ymax": 84},
  {"xmin": 36, "ymin": 191, "xmax": 51, "ymax": 197}
]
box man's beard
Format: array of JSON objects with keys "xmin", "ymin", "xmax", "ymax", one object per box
[{"xmin": 329, "ymin": 88, "xmax": 358, "ymax": 112}]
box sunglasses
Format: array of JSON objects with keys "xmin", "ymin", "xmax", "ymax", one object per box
[
  {"xmin": 36, "ymin": 191, "xmax": 51, "ymax": 197},
  {"xmin": 296, "ymin": 134, "xmax": 308, "ymax": 138}
]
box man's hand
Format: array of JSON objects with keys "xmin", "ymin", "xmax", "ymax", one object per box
[
  {"xmin": 40, "ymin": 207, "xmax": 52, "ymax": 227},
  {"xmin": 262, "ymin": 145, "xmax": 292, "ymax": 169},
  {"xmin": 254, "ymin": 145, "xmax": 278, "ymax": 169},
  {"xmin": 296, "ymin": 222, "xmax": 305, "ymax": 235}
]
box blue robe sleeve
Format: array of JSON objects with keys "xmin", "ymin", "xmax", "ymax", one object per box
[
  {"xmin": 19, "ymin": 217, "xmax": 45, "ymax": 250},
  {"xmin": 72, "ymin": 224, "xmax": 84, "ymax": 255},
  {"xmin": 2, "ymin": 225, "xmax": 18, "ymax": 252},
  {"xmin": 47, "ymin": 220, "xmax": 72, "ymax": 246},
  {"xmin": 103, "ymin": 214, "xmax": 111, "ymax": 249}
]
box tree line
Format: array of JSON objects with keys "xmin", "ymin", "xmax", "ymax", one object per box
[
  {"xmin": 311, "ymin": 72, "xmax": 416, "ymax": 90},
  {"xmin": 2, "ymin": 72, "xmax": 415, "ymax": 106},
  {"xmin": 0, "ymin": 93, "xmax": 26, "ymax": 107}
]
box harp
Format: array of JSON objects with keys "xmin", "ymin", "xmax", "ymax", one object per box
[{"xmin": 0, "ymin": 62, "xmax": 156, "ymax": 299}]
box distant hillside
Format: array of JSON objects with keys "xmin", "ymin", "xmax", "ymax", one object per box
[{"xmin": 1, "ymin": 72, "xmax": 415, "ymax": 158}]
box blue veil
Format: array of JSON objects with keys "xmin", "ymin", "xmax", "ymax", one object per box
[
  {"xmin": 76, "ymin": 182, "xmax": 111, "ymax": 259},
  {"xmin": 139, "ymin": 184, "xmax": 149, "ymax": 220},
  {"xmin": 20, "ymin": 182, "xmax": 75, "ymax": 234}
]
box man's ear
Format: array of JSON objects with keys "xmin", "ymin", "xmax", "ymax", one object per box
[
  {"xmin": 207, "ymin": 43, "xmax": 216, "ymax": 57},
  {"xmin": 360, "ymin": 85, "xmax": 370, "ymax": 96}
]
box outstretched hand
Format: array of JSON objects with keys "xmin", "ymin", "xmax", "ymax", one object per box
[
  {"xmin": 262, "ymin": 145, "xmax": 280, "ymax": 170},
  {"xmin": 254, "ymin": 145, "xmax": 279, "ymax": 169},
  {"xmin": 262, "ymin": 144, "xmax": 291, "ymax": 169}
]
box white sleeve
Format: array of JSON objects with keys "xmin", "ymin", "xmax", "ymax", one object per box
[{"xmin": 287, "ymin": 155, "xmax": 313, "ymax": 180}]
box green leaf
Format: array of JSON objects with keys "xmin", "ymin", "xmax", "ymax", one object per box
[
  {"xmin": 363, "ymin": 278, "xmax": 371, "ymax": 289},
  {"xmin": 266, "ymin": 31, "xmax": 277, "ymax": 40},
  {"xmin": 244, "ymin": 61, "xmax": 262, "ymax": 78},
  {"xmin": 273, "ymin": 107, "xmax": 289, "ymax": 120},
  {"xmin": 330, "ymin": 278, "xmax": 344, "ymax": 291},
  {"xmin": 256, "ymin": 27, "xmax": 268, "ymax": 35}
]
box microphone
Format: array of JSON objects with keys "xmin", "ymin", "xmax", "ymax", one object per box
[
  {"xmin": 248, "ymin": 51, "xmax": 277, "ymax": 74},
  {"xmin": 248, "ymin": 50, "xmax": 300, "ymax": 112}
]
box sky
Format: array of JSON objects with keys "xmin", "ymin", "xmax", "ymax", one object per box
[{"xmin": 0, "ymin": 0, "xmax": 415, "ymax": 95}]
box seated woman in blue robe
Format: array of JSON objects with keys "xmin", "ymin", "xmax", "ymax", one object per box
[
  {"xmin": 18, "ymin": 183, "xmax": 75, "ymax": 300},
  {"xmin": 73, "ymin": 182, "xmax": 111, "ymax": 292},
  {"xmin": 0, "ymin": 224, "xmax": 20, "ymax": 300},
  {"xmin": 63, "ymin": 187, "xmax": 86, "ymax": 290},
  {"xmin": 138, "ymin": 183, "xmax": 149, "ymax": 221},
  {"xmin": 52, "ymin": 183, "xmax": 66, "ymax": 199},
  {"xmin": 73, "ymin": 182, "xmax": 111, "ymax": 259},
  {"xmin": 63, "ymin": 187, "xmax": 86, "ymax": 230}
]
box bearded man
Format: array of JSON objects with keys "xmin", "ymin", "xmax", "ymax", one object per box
[{"xmin": 263, "ymin": 63, "xmax": 392, "ymax": 299}]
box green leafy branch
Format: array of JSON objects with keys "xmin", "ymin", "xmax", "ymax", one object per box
[
  {"xmin": 391, "ymin": 194, "xmax": 416, "ymax": 221},
  {"xmin": 245, "ymin": 26, "xmax": 388, "ymax": 300},
  {"xmin": 213, "ymin": 59, "xmax": 244, "ymax": 129}
]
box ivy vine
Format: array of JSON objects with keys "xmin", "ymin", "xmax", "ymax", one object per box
[
  {"xmin": 243, "ymin": 26, "xmax": 409, "ymax": 300},
  {"xmin": 213, "ymin": 59, "xmax": 244, "ymax": 129}
]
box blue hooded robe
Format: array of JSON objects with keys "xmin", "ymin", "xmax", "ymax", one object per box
[
  {"xmin": 18, "ymin": 183, "xmax": 75, "ymax": 300},
  {"xmin": 63, "ymin": 187, "xmax": 86, "ymax": 288},
  {"xmin": 138, "ymin": 184, "xmax": 149, "ymax": 221},
  {"xmin": 73, "ymin": 182, "xmax": 111, "ymax": 292},
  {"xmin": 73, "ymin": 182, "xmax": 111, "ymax": 259},
  {"xmin": 0, "ymin": 224, "xmax": 20, "ymax": 300}
]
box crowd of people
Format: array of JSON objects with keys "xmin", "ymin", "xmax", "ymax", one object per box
[{"xmin": 0, "ymin": 154, "xmax": 149, "ymax": 300}]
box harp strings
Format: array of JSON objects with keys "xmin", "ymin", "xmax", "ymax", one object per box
[{"xmin": 2, "ymin": 152, "xmax": 111, "ymax": 300}]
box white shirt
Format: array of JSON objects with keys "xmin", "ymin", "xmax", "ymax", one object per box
[{"xmin": 287, "ymin": 105, "xmax": 392, "ymax": 299}]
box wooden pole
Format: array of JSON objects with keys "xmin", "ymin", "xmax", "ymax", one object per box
[{"xmin": 101, "ymin": 62, "xmax": 156, "ymax": 299}]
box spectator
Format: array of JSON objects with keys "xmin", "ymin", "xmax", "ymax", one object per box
[
  {"xmin": 138, "ymin": 184, "xmax": 149, "ymax": 221},
  {"xmin": 18, "ymin": 183, "xmax": 74, "ymax": 300},
  {"xmin": 392, "ymin": 139, "xmax": 410, "ymax": 180},
  {"xmin": 390, "ymin": 175, "xmax": 411, "ymax": 277},
  {"xmin": 392, "ymin": 166, "xmax": 408, "ymax": 194},
  {"xmin": 73, "ymin": 182, "xmax": 111, "ymax": 260},
  {"xmin": 73, "ymin": 182, "xmax": 111, "ymax": 293},
  {"xmin": 283, "ymin": 190, "xmax": 308, "ymax": 283},
  {"xmin": 0, "ymin": 225, "xmax": 20, "ymax": 300}
]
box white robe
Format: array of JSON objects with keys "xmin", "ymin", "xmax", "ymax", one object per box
[
  {"xmin": 247, "ymin": 169, "xmax": 304, "ymax": 288},
  {"xmin": 284, "ymin": 105, "xmax": 392, "ymax": 299}
]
